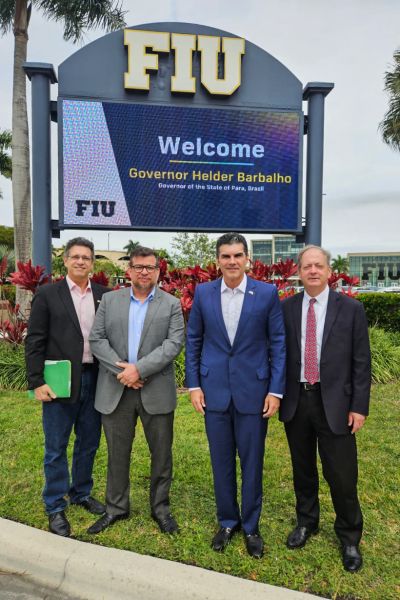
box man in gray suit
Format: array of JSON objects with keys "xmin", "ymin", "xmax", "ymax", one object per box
[{"xmin": 87, "ymin": 246, "xmax": 185, "ymax": 535}]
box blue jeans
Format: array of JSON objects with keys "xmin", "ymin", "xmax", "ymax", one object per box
[{"xmin": 42, "ymin": 369, "xmax": 101, "ymax": 514}]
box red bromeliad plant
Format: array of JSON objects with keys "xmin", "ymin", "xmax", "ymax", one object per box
[
  {"xmin": 328, "ymin": 272, "xmax": 360, "ymax": 297},
  {"xmin": 8, "ymin": 260, "xmax": 50, "ymax": 294},
  {"xmin": 8, "ymin": 258, "xmax": 359, "ymax": 328},
  {"xmin": 247, "ymin": 258, "xmax": 298, "ymax": 299},
  {"xmin": 91, "ymin": 271, "xmax": 110, "ymax": 287},
  {"xmin": 0, "ymin": 304, "xmax": 28, "ymax": 345},
  {"xmin": 160, "ymin": 263, "xmax": 218, "ymax": 320}
]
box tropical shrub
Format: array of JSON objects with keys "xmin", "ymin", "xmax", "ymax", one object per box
[
  {"xmin": 369, "ymin": 326, "xmax": 400, "ymax": 383},
  {"xmin": 358, "ymin": 293, "xmax": 400, "ymax": 332},
  {"xmin": 0, "ymin": 342, "xmax": 27, "ymax": 390}
]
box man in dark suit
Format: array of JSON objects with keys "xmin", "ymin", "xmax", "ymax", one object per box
[
  {"xmin": 280, "ymin": 245, "xmax": 371, "ymax": 572},
  {"xmin": 186, "ymin": 233, "xmax": 286, "ymax": 558},
  {"xmin": 25, "ymin": 237, "xmax": 109, "ymax": 537},
  {"xmin": 87, "ymin": 247, "xmax": 184, "ymax": 535}
]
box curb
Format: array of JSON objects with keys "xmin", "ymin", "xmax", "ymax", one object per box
[{"xmin": 0, "ymin": 518, "xmax": 326, "ymax": 600}]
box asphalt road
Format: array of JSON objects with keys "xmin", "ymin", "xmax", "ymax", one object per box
[{"xmin": 0, "ymin": 571, "xmax": 82, "ymax": 600}]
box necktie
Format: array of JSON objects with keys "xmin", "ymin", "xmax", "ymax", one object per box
[{"xmin": 304, "ymin": 298, "xmax": 319, "ymax": 385}]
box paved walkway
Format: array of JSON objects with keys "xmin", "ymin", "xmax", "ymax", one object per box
[{"xmin": 0, "ymin": 518, "xmax": 327, "ymax": 600}]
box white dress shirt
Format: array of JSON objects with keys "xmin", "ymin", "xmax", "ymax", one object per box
[
  {"xmin": 300, "ymin": 285, "xmax": 330, "ymax": 382},
  {"xmin": 221, "ymin": 274, "xmax": 247, "ymax": 345}
]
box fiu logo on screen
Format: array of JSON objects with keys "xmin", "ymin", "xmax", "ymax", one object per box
[{"xmin": 124, "ymin": 29, "xmax": 245, "ymax": 95}]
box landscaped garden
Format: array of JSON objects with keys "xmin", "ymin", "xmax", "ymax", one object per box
[{"xmin": 0, "ymin": 256, "xmax": 399, "ymax": 599}]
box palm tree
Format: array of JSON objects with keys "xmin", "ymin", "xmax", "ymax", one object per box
[
  {"xmin": 0, "ymin": 129, "xmax": 12, "ymax": 199},
  {"xmin": 331, "ymin": 255, "xmax": 349, "ymax": 274},
  {"xmin": 380, "ymin": 49, "xmax": 400, "ymax": 152},
  {"xmin": 123, "ymin": 239, "xmax": 140, "ymax": 255},
  {"xmin": 0, "ymin": 1, "xmax": 126, "ymax": 312}
]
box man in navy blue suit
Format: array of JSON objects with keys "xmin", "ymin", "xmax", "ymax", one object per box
[{"xmin": 186, "ymin": 232, "xmax": 286, "ymax": 558}]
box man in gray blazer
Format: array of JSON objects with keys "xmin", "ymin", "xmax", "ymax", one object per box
[{"xmin": 87, "ymin": 247, "xmax": 185, "ymax": 535}]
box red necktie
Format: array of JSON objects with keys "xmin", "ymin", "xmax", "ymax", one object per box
[{"xmin": 304, "ymin": 298, "xmax": 319, "ymax": 385}]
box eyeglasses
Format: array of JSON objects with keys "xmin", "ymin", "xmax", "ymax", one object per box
[
  {"xmin": 130, "ymin": 264, "xmax": 159, "ymax": 272},
  {"xmin": 67, "ymin": 255, "xmax": 93, "ymax": 263}
]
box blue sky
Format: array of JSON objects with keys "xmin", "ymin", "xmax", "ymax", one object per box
[{"xmin": 0, "ymin": 0, "xmax": 399, "ymax": 256}]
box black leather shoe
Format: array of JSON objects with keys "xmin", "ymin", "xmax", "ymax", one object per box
[
  {"xmin": 152, "ymin": 513, "xmax": 179, "ymax": 534},
  {"xmin": 342, "ymin": 545, "xmax": 363, "ymax": 572},
  {"xmin": 286, "ymin": 525, "xmax": 319, "ymax": 549},
  {"xmin": 211, "ymin": 524, "xmax": 241, "ymax": 551},
  {"xmin": 49, "ymin": 511, "xmax": 71, "ymax": 537},
  {"xmin": 245, "ymin": 532, "xmax": 264, "ymax": 559},
  {"xmin": 87, "ymin": 512, "xmax": 129, "ymax": 534},
  {"xmin": 72, "ymin": 496, "xmax": 106, "ymax": 515}
]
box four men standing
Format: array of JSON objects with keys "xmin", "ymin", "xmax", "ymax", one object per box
[{"xmin": 25, "ymin": 235, "xmax": 370, "ymax": 572}]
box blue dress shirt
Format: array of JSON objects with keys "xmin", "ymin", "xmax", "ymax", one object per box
[{"xmin": 128, "ymin": 287, "xmax": 155, "ymax": 364}]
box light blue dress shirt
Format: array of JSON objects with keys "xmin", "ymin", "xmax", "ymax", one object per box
[{"xmin": 128, "ymin": 287, "xmax": 155, "ymax": 364}]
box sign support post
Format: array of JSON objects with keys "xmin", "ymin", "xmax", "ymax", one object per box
[
  {"xmin": 23, "ymin": 62, "xmax": 57, "ymax": 274},
  {"xmin": 303, "ymin": 82, "xmax": 334, "ymax": 246}
]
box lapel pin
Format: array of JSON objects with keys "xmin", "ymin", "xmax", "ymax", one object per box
[{"xmin": 249, "ymin": 290, "xmax": 254, "ymax": 295}]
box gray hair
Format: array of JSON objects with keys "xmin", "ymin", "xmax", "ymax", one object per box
[
  {"xmin": 63, "ymin": 237, "xmax": 94, "ymax": 259},
  {"xmin": 297, "ymin": 245, "xmax": 331, "ymax": 267}
]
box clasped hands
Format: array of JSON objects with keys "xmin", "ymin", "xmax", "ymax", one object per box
[{"xmin": 116, "ymin": 361, "xmax": 144, "ymax": 389}]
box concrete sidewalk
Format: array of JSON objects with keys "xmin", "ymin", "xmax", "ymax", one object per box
[{"xmin": 0, "ymin": 518, "xmax": 327, "ymax": 600}]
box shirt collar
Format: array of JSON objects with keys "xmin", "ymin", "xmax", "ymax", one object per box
[
  {"xmin": 221, "ymin": 273, "xmax": 247, "ymax": 294},
  {"xmin": 66, "ymin": 275, "xmax": 91, "ymax": 293},
  {"xmin": 130, "ymin": 286, "xmax": 156, "ymax": 303},
  {"xmin": 304, "ymin": 284, "xmax": 329, "ymax": 305}
]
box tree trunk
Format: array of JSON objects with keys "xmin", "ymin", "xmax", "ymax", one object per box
[{"xmin": 12, "ymin": 0, "xmax": 32, "ymax": 316}]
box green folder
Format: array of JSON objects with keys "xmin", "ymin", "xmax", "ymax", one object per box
[{"xmin": 28, "ymin": 360, "xmax": 71, "ymax": 399}]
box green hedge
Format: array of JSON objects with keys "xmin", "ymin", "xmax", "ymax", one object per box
[
  {"xmin": 1, "ymin": 327, "xmax": 399, "ymax": 390},
  {"xmin": 358, "ymin": 293, "xmax": 400, "ymax": 332},
  {"xmin": 0, "ymin": 341, "xmax": 187, "ymax": 391}
]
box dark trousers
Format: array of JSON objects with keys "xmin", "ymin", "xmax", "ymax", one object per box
[
  {"xmin": 284, "ymin": 388, "xmax": 363, "ymax": 546},
  {"xmin": 42, "ymin": 368, "xmax": 101, "ymax": 514},
  {"xmin": 101, "ymin": 388, "xmax": 174, "ymax": 518},
  {"xmin": 205, "ymin": 402, "xmax": 268, "ymax": 535}
]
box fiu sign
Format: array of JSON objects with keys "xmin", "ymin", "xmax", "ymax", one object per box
[{"xmin": 124, "ymin": 29, "xmax": 245, "ymax": 95}]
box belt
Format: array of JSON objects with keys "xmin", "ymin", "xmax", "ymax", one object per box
[
  {"xmin": 81, "ymin": 363, "xmax": 95, "ymax": 371},
  {"xmin": 300, "ymin": 382, "xmax": 321, "ymax": 391}
]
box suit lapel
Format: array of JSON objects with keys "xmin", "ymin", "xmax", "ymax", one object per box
[
  {"xmin": 292, "ymin": 291, "xmax": 303, "ymax": 351},
  {"xmin": 322, "ymin": 289, "xmax": 340, "ymax": 351},
  {"xmin": 231, "ymin": 277, "xmax": 257, "ymax": 349},
  {"xmin": 211, "ymin": 279, "xmax": 231, "ymax": 347},
  {"xmin": 138, "ymin": 287, "xmax": 162, "ymax": 352},
  {"xmin": 91, "ymin": 282, "xmax": 103, "ymax": 313},
  {"xmin": 58, "ymin": 278, "xmax": 82, "ymax": 336},
  {"xmin": 118, "ymin": 287, "xmax": 132, "ymax": 360}
]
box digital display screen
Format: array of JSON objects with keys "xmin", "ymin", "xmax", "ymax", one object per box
[{"xmin": 60, "ymin": 99, "xmax": 302, "ymax": 231}]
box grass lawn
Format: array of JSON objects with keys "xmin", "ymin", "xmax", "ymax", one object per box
[{"xmin": 0, "ymin": 384, "xmax": 398, "ymax": 600}]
